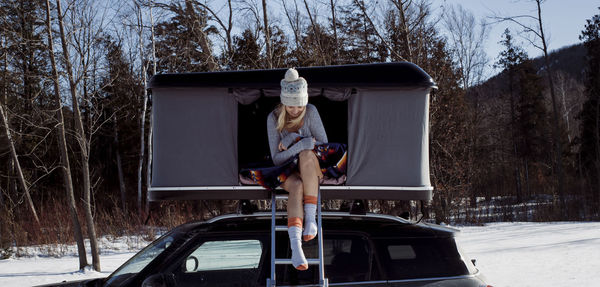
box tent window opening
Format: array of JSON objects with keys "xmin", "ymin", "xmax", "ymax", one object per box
[{"xmin": 238, "ymin": 95, "xmax": 348, "ymax": 185}]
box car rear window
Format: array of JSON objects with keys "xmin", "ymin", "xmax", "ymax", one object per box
[{"xmin": 375, "ymin": 237, "xmax": 471, "ymax": 280}]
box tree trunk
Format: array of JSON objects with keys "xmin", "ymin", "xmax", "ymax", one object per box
[
  {"xmin": 261, "ymin": 0, "xmax": 272, "ymax": 68},
  {"xmin": 281, "ymin": 0, "xmax": 301, "ymax": 49},
  {"xmin": 146, "ymin": 0, "xmax": 157, "ymax": 217},
  {"xmin": 45, "ymin": 0, "xmax": 88, "ymax": 270},
  {"xmin": 183, "ymin": 0, "xmax": 218, "ymax": 71},
  {"xmin": 393, "ymin": 0, "xmax": 413, "ymax": 62},
  {"xmin": 135, "ymin": 1, "xmax": 149, "ymax": 219},
  {"xmin": 536, "ymin": 0, "xmax": 565, "ymax": 214},
  {"xmin": 330, "ymin": 0, "xmax": 339, "ymax": 61},
  {"xmin": 0, "ymin": 104, "xmax": 39, "ymax": 225},
  {"xmin": 56, "ymin": 0, "xmax": 100, "ymax": 271},
  {"xmin": 113, "ymin": 114, "xmax": 127, "ymax": 212},
  {"xmin": 303, "ymin": 0, "xmax": 328, "ymax": 65}
]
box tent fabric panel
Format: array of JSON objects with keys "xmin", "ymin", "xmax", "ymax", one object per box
[
  {"xmin": 347, "ymin": 88, "xmax": 431, "ymax": 187},
  {"xmin": 152, "ymin": 87, "xmax": 238, "ymax": 187}
]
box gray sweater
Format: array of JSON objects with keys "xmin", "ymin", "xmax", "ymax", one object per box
[{"xmin": 267, "ymin": 104, "xmax": 328, "ymax": 166}]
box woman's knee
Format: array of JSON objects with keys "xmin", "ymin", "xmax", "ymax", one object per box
[{"xmin": 299, "ymin": 150, "xmax": 316, "ymax": 167}]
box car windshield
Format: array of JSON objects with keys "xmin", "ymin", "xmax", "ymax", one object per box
[{"xmin": 104, "ymin": 230, "xmax": 181, "ymax": 286}]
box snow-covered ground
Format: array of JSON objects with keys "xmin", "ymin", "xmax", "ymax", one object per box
[
  {"xmin": 455, "ymin": 221, "xmax": 600, "ymax": 287},
  {"xmin": 1, "ymin": 222, "xmax": 599, "ymax": 286}
]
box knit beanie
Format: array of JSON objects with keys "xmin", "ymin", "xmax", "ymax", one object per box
[{"xmin": 280, "ymin": 68, "xmax": 308, "ymax": 106}]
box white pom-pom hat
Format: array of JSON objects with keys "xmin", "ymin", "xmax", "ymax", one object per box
[{"xmin": 280, "ymin": 68, "xmax": 308, "ymax": 106}]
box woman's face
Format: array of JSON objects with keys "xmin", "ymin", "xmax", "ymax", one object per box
[{"xmin": 285, "ymin": 105, "xmax": 305, "ymax": 118}]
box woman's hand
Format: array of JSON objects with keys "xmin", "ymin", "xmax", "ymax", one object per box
[{"xmin": 278, "ymin": 142, "xmax": 288, "ymax": 151}]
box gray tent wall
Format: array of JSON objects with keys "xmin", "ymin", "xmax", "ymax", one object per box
[{"xmin": 148, "ymin": 63, "xmax": 436, "ymax": 201}]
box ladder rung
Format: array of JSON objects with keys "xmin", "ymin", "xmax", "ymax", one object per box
[
  {"xmin": 275, "ymin": 225, "xmax": 288, "ymax": 231},
  {"xmin": 275, "ymin": 258, "xmax": 321, "ymax": 265}
]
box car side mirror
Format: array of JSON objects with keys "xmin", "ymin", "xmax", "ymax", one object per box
[
  {"xmin": 185, "ymin": 255, "xmax": 199, "ymax": 272},
  {"xmin": 471, "ymin": 259, "xmax": 477, "ymax": 266},
  {"xmin": 142, "ymin": 273, "xmax": 175, "ymax": 287}
]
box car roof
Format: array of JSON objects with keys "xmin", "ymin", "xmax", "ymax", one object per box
[{"xmin": 174, "ymin": 212, "xmax": 459, "ymax": 238}]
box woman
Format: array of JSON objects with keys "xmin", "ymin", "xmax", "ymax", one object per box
[
  {"xmin": 245, "ymin": 68, "xmax": 346, "ymax": 271},
  {"xmin": 267, "ymin": 68, "xmax": 326, "ymax": 271}
]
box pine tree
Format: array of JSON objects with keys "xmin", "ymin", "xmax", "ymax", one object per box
[
  {"xmin": 578, "ymin": 8, "xmax": 600, "ymax": 212},
  {"xmin": 154, "ymin": 0, "xmax": 218, "ymax": 73},
  {"xmin": 230, "ymin": 29, "xmax": 261, "ymax": 70},
  {"xmin": 496, "ymin": 29, "xmax": 528, "ymax": 202}
]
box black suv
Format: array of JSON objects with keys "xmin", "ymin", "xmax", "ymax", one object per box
[{"xmin": 43, "ymin": 212, "xmax": 489, "ymax": 287}]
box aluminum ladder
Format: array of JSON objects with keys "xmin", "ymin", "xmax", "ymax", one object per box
[{"xmin": 266, "ymin": 185, "xmax": 328, "ymax": 286}]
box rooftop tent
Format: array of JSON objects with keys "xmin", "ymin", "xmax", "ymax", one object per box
[{"xmin": 148, "ymin": 62, "xmax": 437, "ymax": 201}]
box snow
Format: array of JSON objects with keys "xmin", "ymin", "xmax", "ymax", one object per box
[
  {"xmin": 1, "ymin": 222, "xmax": 599, "ymax": 286},
  {"xmin": 454, "ymin": 222, "xmax": 600, "ymax": 287}
]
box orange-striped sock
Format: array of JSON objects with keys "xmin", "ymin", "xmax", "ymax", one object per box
[
  {"xmin": 288, "ymin": 217, "xmax": 303, "ymax": 228},
  {"xmin": 288, "ymin": 217, "xmax": 308, "ymax": 270},
  {"xmin": 303, "ymin": 195, "xmax": 318, "ymax": 205}
]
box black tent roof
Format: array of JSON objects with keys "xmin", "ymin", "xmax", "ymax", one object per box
[{"xmin": 149, "ymin": 62, "xmax": 437, "ymax": 89}]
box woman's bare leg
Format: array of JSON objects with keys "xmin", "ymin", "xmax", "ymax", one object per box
[
  {"xmin": 298, "ymin": 150, "xmax": 321, "ymax": 197},
  {"xmin": 298, "ymin": 150, "xmax": 322, "ymax": 241},
  {"xmin": 280, "ymin": 173, "xmax": 307, "ymax": 270},
  {"xmin": 281, "ymin": 173, "xmax": 303, "ymax": 219}
]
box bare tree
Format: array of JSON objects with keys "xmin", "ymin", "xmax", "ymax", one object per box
[
  {"xmin": 280, "ymin": 0, "xmax": 302, "ymax": 49},
  {"xmin": 354, "ymin": 0, "xmax": 406, "ymax": 61},
  {"xmin": 442, "ymin": 3, "xmax": 489, "ymax": 89},
  {"xmin": 196, "ymin": 0, "xmax": 234, "ymax": 67},
  {"xmin": 44, "ymin": 0, "xmax": 88, "ymax": 270},
  {"xmin": 262, "ymin": 0, "xmax": 272, "ymax": 68},
  {"xmin": 145, "ymin": 0, "xmax": 158, "ymax": 216},
  {"xmin": 0, "ymin": 19, "xmax": 40, "ymax": 225},
  {"xmin": 134, "ymin": 0, "xmax": 149, "ymax": 219},
  {"xmin": 388, "ymin": 0, "xmax": 414, "ymax": 62},
  {"xmin": 330, "ymin": 0, "xmax": 340, "ymax": 61},
  {"xmin": 0, "ymin": 90, "xmax": 39, "ymax": 226},
  {"xmin": 302, "ymin": 0, "xmax": 327, "ymax": 64},
  {"xmin": 56, "ymin": 0, "xmax": 101, "ymax": 271}
]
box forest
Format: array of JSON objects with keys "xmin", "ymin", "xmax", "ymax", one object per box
[{"xmin": 0, "ymin": 0, "xmax": 599, "ymax": 271}]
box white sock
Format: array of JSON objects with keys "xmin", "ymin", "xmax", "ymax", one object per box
[
  {"xmin": 303, "ymin": 204, "xmax": 318, "ymax": 241},
  {"xmin": 288, "ymin": 226, "xmax": 308, "ymax": 270}
]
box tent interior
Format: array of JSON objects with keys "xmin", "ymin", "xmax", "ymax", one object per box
[{"xmin": 238, "ymin": 94, "xmax": 348, "ymax": 176}]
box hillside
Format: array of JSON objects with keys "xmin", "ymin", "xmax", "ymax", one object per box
[{"xmin": 475, "ymin": 42, "xmax": 586, "ymax": 93}]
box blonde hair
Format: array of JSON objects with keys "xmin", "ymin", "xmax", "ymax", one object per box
[{"xmin": 275, "ymin": 104, "xmax": 306, "ymax": 133}]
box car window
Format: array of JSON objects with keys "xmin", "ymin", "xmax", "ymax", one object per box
[
  {"xmin": 173, "ymin": 239, "xmax": 263, "ymax": 287},
  {"xmin": 375, "ymin": 237, "xmax": 471, "ymax": 280},
  {"xmin": 186, "ymin": 240, "xmax": 262, "ymax": 271},
  {"xmin": 104, "ymin": 233, "xmax": 176, "ymax": 286}
]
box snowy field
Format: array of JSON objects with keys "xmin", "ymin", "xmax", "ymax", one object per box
[{"xmin": 1, "ymin": 222, "xmax": 599, "ymax": 286}]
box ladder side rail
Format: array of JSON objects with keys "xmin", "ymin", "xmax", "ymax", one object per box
[
  {"xmin": 269, "ymin": 191, "xmax": 276, "ymax": 287},
  {"xmin": 317, "ymin": 184, "xmax": 328, "ymax": 286}
]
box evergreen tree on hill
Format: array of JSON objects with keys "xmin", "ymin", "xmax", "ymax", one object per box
[{"xmin": 578, "ymin": 8, "xmax": 600, "ymax": 210}]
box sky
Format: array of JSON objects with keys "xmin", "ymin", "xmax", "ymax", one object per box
[{"xmin": 430, "ymin": 0, "xmax": 599, "ymax": 77}]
